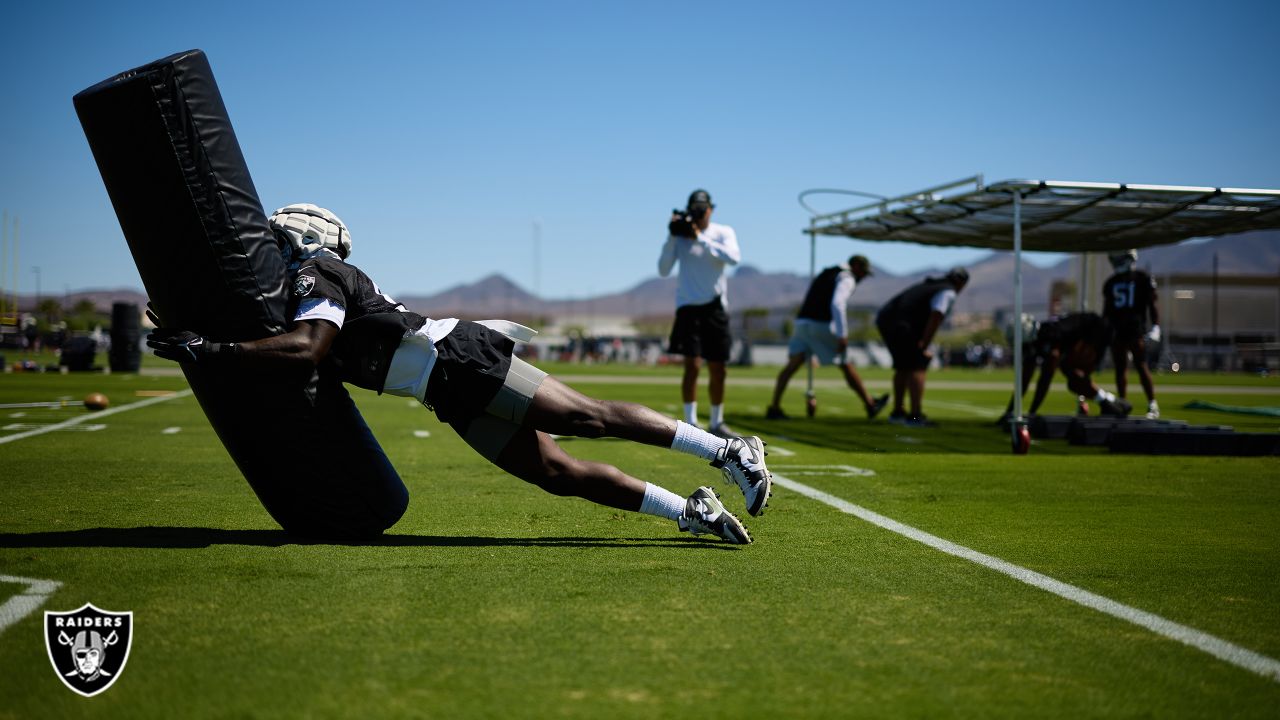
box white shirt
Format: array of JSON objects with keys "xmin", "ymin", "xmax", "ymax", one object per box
[
  {"xmin": 930, "ymin": 288, "xmax": 957, "ymax": 315},
  {"xmin": 796, "ymin": 265, "xmax": 856, "ymax": 338},
  {"xmin": 657, "ymin": 221, "xmax": 741, "ymax": 308}
]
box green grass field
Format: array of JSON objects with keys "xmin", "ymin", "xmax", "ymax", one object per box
[{"xmin": 1, "ymin": 359, "xmax": 1278, "ymax": 718}]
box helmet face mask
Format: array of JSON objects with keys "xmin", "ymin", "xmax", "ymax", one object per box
[
  {"xmin": 269, "ymin": 203, "xmax": 352, "ymax": 262},
  {"xmin": 1006, "ymin": 313, "xmax": 1039, "ymax": 346},
  {"xmin": 1108, "ymin": 249, "xmax": 1137, "ymax": 272}
]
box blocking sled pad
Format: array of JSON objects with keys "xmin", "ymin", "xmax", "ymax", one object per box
[{"xmin": 74, "ymin": 49, "xmax": 407, "ymax": 538}]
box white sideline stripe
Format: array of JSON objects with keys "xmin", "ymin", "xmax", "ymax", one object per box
[
  {"xmin": 925, "ymin": 399, "xmax": 1003, "ymax": 418},
  {"xmin": 0, "ymin": 390, "xmax": 194, "ymax": 446},
  {"xmin": 772, "ymin": 474, "xmax": 1280, "ymax": 683},
  {"xmin": 0, "ymin": 575, "xmax": 62, "ymax": 635},
  {"xmin": 768, "ymin": 445, "xmax": 796, "ymax": 457}
]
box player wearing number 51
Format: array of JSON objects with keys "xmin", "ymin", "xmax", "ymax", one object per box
[{"xmin": 1102, "ymin": 249, "xmax": 1161, "ymax": 419}]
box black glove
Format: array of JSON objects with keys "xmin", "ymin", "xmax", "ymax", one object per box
[{"xmin": 146, "ymin": 328, "xmax": 235, "ymax": 363}]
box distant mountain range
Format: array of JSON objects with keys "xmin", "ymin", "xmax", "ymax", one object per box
[
  {"xmin": 393, "ymin": 229, "xmax": 1280, "ymax": 318},
  {"xmin": 14, "ymin": 230, "xmax": 1278, "ymax": 319}
]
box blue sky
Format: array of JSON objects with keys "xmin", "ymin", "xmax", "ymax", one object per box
[{"xmin": 1, "ymin": 0, "xmax": 1277, "ymax": 301}]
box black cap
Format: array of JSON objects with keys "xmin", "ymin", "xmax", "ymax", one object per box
[
  {"xmin": 687, "ymin": 189, "xmax": 713, "ymax": 211},
  {"xmin": 946, "ymin": 266, "xmax": 969, "ymax": 286}
]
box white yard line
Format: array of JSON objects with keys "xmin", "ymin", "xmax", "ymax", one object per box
[
  {"xmin": 772, "ymin": 473, "xmax": 1280, "ymax": 683},
  {"xmin": 925, "ymin": 399, "xmax": 1003, "ymax": 418},
  {"xmin": 0, "ymin": 575, "xmax": 62, "ymax": 635},
  {"xmin": 0, "ymin": 390, "xmax": 194, "ymax": 446},
  {"xmin": 767, "ymin": 445, "xmax": 796, "ymax": 457}
]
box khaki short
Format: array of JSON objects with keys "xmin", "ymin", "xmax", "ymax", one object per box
[{"xmin": 453, "ymin": 356, "xmax": 548, "ymax": 462}]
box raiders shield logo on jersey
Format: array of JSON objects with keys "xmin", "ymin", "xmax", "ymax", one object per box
[
  {"xmin": 45, "ymin": 603, "xmax": 133, "ymax": 697},
  {"xmin": 293, "ymin": 274, "xmax": 316, "ymax": 297}
]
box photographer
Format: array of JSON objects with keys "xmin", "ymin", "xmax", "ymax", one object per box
[{"xmin": 658, "ymin": 189, "xmax": 741, "ymax": 435}]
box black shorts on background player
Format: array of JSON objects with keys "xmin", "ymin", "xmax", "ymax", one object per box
[
  {"xmin": 668, "ymin": 297, "xmax": 731, "ymax": 362},
  {"xmin": 876, "ymin": 316, "xmax": 928, "ymax": 371}
]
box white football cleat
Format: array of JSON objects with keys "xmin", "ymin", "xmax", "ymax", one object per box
[
  {"xmin": 711, "ymin": 435, "xmax": 772, "ymax": 517},
  {"xmin": 678, "ymin": 487, "xmax": 751, "ymax": 544},
  {"xmin": 1146, "ymin": 400, "xmax": 1160, "ymax": 420}
]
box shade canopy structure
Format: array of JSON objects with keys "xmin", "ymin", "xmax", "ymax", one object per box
[
  {"xmin": 798, "ymin": 175, "xmax": 1280, "ymax": 453},
  {"xmin": 805, "ymin": 176, "xmax": 1280, "ymax": 252}
]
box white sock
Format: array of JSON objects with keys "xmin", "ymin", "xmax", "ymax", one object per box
[
  {"xmin": 671, "ymin": 420, "xmax": 727, "ymax": 461},
  {"xmin": 683, "ymin": 402, "xmax": 698, "ymax": 426},
  {"xmin": 638, "ymin": 482, "xmax": 684, "ymax": 521},
  {"xmin": 709, "ymin": 404, "xmax": 724, "ymax": 428},
  {"xmin": 1092, "ymin": 389, "xmax": 1116, "ymax": 403}
]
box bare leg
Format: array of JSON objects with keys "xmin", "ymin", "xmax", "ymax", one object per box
[
  {"xmin": 524, "ymin": 376, "xmax": 678, "ymax": 448},
  {"xmin": 681, "ymin": 355, "xmax": 700, "ymax": 403},
  {"xmin": 839, "ymin": 363, "xmax": 873, "ymax": 407},
  {"xmin": 707, "ymin": 361, "xmax": 727, "ymax": 406},
  {"xmin": 494, "ymin": 427, "xmax": 645, "ymax": 511},
  {"xmin": 770, "ymin": 354, "xmax": 805, "ymax": 410},
  {"xmin": 892, "ymin": 369, "xmax": 907, "ymax": 414},
  {"xmin": 1111, "ymin": 343, "xmax": 1129, "ymax": 399},
  {"xmin": 908, "ymin": 369, "xmax": 927, "ymax": 417},
  {"xmin": 1131, "ymin": 339, "xmax": 1157, "ymax": 403}
]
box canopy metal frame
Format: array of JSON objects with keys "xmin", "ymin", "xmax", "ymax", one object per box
[{"xmin": 799, "ymin": 177, "xmax": 1280, "ymax": 451}]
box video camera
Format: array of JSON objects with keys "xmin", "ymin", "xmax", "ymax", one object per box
[{"xmin": 668, "ymin": 209, "xmax": 696, "ymax": 239}]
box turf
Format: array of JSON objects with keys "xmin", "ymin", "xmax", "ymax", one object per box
[{"xmin": 0, "ymin": 364, "xmax": 1278, "ymax": 718}]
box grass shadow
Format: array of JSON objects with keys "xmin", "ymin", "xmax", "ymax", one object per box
[
  {"xmin": 731, "ymin": 415, "xmax": 1087, "ymax": 455},
  {"xmin": 0, "ymin": 527, "xmax": 737, "ymax": 551}
]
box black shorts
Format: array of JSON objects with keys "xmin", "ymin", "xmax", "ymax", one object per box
[
  {"xmin": 1110, "ymin": 315, "xmax": 1147, "ymax": 345},
  {"xmin": 425, "ymin": 320, "xmax": 515, "ymax": 424},
  {"xmin": 668, "ymin": 297, "xmax": 731, "ymax": 362},
  {"xmin": 876, "ymin": 315, "xmax": 929, "ymax": 371}
]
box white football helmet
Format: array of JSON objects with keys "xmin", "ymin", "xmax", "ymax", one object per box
[
  {"xmin": 1108, "ymin": 249, "xmax": 1137, "ymax": 272},
  {"xmin": 269, "ymin": 203, "xmax": 352, "ymax": 260},
  {"xmin": 1006, "ymin": 313, "xmax": 1039, "ymax": 346}
]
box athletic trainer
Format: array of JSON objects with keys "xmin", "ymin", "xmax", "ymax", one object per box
[
  {"xmin": 874, "ymin": 267, "xmax": 969, "ymax": 427},
  {"xmin": 765, "ymin": 254, "xmax": 888, "ymax": 420}
]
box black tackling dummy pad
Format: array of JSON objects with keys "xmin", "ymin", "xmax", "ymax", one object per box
[{"xmin": 74, "ymin": 50, "xmax": 407, "ymax": 539}]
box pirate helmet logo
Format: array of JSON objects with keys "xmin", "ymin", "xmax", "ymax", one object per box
[
  {"xmin": 293, "ymin": 274, "xmax": 316, "ymax": 297},
  {"xmin": 44, "ymin": 603, "xmax": 133, "ymax": 697}
]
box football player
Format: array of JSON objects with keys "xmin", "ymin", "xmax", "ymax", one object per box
[
  {"xmin": 148, "ymin": 204, "xmax": 771, "ymax": 544},
  {"xmin": 996, "ymin": 312, "xmax": 1133, "ymax": 424},
  {"xmin": 1102, "ymin": 249, "xmax": 1161, "ymax": 418}
]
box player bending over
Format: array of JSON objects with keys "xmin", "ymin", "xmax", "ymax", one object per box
[
  {"xmin": 147, "ymin": 204, "xmax": 772, "ymax": 544},
  {"xmin": 996, "ymin": 312, "xmax": 1133, "ymax": 425}
]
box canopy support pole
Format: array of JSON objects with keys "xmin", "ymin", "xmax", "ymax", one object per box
[
  {"xmin": 806, "ymin": 225, "xmax": 817, "ymax": 410},
  {"xmin": 1012, "ymin": 190, "xmax": 1027, "ymax": 450}
]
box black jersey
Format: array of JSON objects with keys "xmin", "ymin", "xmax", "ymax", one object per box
[
  {"xmin": 797, "ymin": 265, "xmax": 846, "ymax": 322},
  {"xmin": 288, "ymin": 255, "xmax": 427, "ymax": 393},
  {"xmin": 877, "ymin": 278, "xmax": 954, "ymax": 336},
  {"xmin": 1033, "ymin": 313, "xmax": 1111, "ymax": 359},
  {"xmin": 1102, "ymin": 270, "xmax": 1157, "ymax": 337}
]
